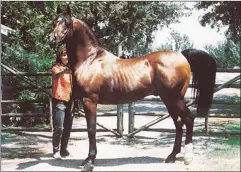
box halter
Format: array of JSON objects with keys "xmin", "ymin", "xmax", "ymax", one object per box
[{"xmin": 56, "ymin": 13, "xmax": 73, "ymax": 45}]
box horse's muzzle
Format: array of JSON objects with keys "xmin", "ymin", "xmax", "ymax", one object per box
[{"xmin": 49, "ymin": 33, "xmax": 57, "ymax": 48}]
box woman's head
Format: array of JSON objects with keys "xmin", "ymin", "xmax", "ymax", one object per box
[{"xmin": 56, "ymin": 47, "xmax": 68, "ymax": 65}]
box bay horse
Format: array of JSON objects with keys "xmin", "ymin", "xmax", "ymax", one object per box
[{"xmin": 49, "ymin": 5, "xmax": 216, "ymax": 171}]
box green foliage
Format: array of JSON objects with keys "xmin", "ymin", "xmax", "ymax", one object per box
[
  {"xmin": 68, "ymin": 1, "xmax": 186, "ymax": 55},
  {"xmin": 1, "ymin": 1, "xmax": 187, "ymax": 68},
  {"xmin": 195, "ymin": 2, "xmax": 241, "ymax": 44},
  {"xmin": 17, "ymin": 90, "xmax": 36, "ymax": 100},
  {"xmin": 204, "ymin": 39, "xmax": 240, "ymax": 68}
]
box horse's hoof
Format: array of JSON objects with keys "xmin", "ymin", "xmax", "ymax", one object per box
[
  {"xmin": 165, "ymin": 155, "xmax": 176, "ymax": 163},
  {"xmin": 184, "ymin": 157, "xmax": 193, "ymax": 165},
  {"xmin": 81, "ymin": 158, "xmax": 94, "ymax": 166},
  {"xmin": 81, "ymin": 165, "xmax": 94, "ymax": 172},
  {"xmin": 81, "ymin": 158, "xmax": 95, "ymax": 171}
]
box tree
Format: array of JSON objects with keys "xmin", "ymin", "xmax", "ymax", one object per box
[
  {"xmin": 154, "ymin": 30, "xmax": 194, "ymax": 52},
  {"xmin": 204, "ymin": 39, "xmax": 240, "ymax": 69},
  {"xmin": 1, "ymin": 1, "xmax": 187, "ymax": 58},
  {"xmin": 195, "ymin": 2, "xmax": 241, "ymax": 44},
  {"xmin": 69, "ymin": 1, "xmax": 187, "ymax": 55},
  {"xmin": 1, "ymin": 1, "xmax": 56, "ymax": 72}
]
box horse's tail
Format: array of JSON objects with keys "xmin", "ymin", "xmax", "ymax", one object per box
[{"xmin": 181, "ymin": 49, "xmax": 217, "ymax": 117}]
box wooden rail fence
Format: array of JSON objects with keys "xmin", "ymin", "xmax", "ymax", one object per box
[{"xmin": 1, "ymin": 63, "xmax": 240, "ymax": 136}]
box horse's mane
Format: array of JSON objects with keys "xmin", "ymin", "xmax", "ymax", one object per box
[{"xmin": 76, "ymin": 18, "xmax": 99, "ymax": 47}]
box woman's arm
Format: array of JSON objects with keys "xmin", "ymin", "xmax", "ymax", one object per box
[{"xmin": 52, "ymin": 66, "xmax": 72, "ymax": 79}]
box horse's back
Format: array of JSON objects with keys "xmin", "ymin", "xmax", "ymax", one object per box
[{"xmin": 145, "ymin": 51, "xmax": 189, "ymax": 68}]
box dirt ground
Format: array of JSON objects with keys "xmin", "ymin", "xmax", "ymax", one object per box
[
  {"xmin": 1, "ymin": 108, "xmax": 240, "ymax": 171},
  {"xmin": 1, "ymin": 125, "xmax": 240, "ymax": 171}
]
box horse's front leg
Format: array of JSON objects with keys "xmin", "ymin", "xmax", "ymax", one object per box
[{"xmin": 81, "ymin": 97, "xmax": 97, "ymax": 171}]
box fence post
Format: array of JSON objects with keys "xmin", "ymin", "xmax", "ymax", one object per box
[
  {"xmin": 49, "ymin": 97, "xmax": 53, "ymax": 132},
  {"xmin": 117, "ymin": 104, "xmax": 124, "ymax": 136},
  {"xmin": 205, "ymin": 116, "xmax": 208, "ymax": 134},
  {"xmin": 128, "ymin": 102, "xmax": 135, "ymax": 136},
  {"xmin": 116, "ymin": 42, "xmax": 124, "ymax": 136}
]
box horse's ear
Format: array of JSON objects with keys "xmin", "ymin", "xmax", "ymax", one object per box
[
  {"xmin": 57, "ymin": 5, "xmax": 62, "ymax": 14},
  {"xmin": 65, "ymin": 5, "xmax": 71, "ymax": 16}
]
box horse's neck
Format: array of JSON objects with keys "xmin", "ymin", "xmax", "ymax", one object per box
[{"xmin": 70, "ymin": 18, "xmax": 119, "ymax": 66}]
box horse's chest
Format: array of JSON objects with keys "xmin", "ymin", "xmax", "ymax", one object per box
[{"xmin": 74, "ymin": 63, "xmax": 103, "ymax": 92}]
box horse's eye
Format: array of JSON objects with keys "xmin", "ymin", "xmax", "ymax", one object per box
[{"xmin": 57, "ymin": 17, "xmax": 64, "ymax": 23}]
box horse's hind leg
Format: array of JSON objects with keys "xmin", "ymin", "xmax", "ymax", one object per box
[
  {"xmin": 165, "ymin": 102, "xmax": 184, "ymax": 163},
  {"xmin": 165, "ymin": 99, "xmax": 195, "ymax": 164},
  {"xmin": 180, "ymin": 101, "xmax": 195, "ymax": 165}
]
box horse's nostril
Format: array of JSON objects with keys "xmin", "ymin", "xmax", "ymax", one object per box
[{"xmin": 49, "ymin": 34, "xmax": 56, "ymax": 43}]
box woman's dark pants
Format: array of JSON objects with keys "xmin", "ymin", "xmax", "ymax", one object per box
[{"xmin": 52, "ymin": 98, "xmax": 72, "ymax": 153}]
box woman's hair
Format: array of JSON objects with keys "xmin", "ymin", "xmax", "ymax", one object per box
[
  {"xmin": 55, "ymin": 47, "xmax": 67, "ymax": 64},
  {"xmin": 52, "ymin": 46, "xmax": 69, "ymax": 69}
]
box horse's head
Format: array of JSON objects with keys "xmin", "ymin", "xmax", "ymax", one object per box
[
  {"xmin": 50, "ymin": 5, "xmax": 101, "ymax": 69},
  {"xmin": 49, "ymin": 5, "xmax": 72, "ymax": 49}
]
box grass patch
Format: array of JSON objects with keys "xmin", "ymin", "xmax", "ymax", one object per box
[
  {"xmin": 226, "ymin": 135, "xmax": 240, "ymax": 146},
  {"xmin": 225, "ymin": 122, "xmax": 240, "ymax": 131},
  {"xmin": 208, "ymin": 135, "xmax": 240, "ymax": 157}
]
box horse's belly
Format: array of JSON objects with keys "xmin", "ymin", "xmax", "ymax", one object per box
[{"xmin": 98, "ymin": 88, "xmax": 154, "ymax": 104}]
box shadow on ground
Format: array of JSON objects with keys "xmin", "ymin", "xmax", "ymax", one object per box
[{"xmin": 15, "ymin": 155, "xmax": 168, "ymax": 170}]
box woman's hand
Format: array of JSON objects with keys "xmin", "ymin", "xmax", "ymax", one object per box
[{"xmin": 64, "ymin": 68, "xmax": 72, "ymax": 74}]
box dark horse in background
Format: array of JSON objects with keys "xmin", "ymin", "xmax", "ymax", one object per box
[{"xmin": 49, "ymin": 5, "xmax": 216, "ymax": 171}]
